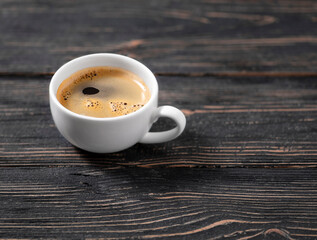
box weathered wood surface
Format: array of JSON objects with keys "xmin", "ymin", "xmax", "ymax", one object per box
[
  {"xmin": 2, "ymin": 0, "xmax": 317, "ymax": 73},
  {"xmin": 1, "ymin": 167, "xmax": 317, "ymax": 239},
  {"xmin": 1, "ymin": 75, "xmax": 317, "ymax": 168}
]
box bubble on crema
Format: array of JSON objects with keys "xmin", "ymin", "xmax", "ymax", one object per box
[
  {"xmin": 84, "ymin": 99, "xmax": 102, "ymax": 109},
  {"xmin": 110, "ymin": 101, "xmax": 144, "ymax": 116},
  {"xmin": 62, "ymin": 91, "xmax": 71, "ymax": 101}
]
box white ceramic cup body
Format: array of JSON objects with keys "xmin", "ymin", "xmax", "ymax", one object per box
[{"xmin": 49, "ymin": 54, "xmax": 186, "ymax": 153}]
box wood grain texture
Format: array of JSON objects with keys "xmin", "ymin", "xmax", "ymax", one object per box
[
  {"xmin": 2, "ymin": 0, "xmax": 317, "ymax": 73},
  {"xmin": 1, "ymin": 75, "xmax": 317, "ymax": 168},
  {"xmin": 0, "ymin": 167, "xmax": 316, "ymax": 239}
]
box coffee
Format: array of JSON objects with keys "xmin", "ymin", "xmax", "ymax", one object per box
[{"xmin": 57, "ymin": 66, "xmax": 150, "ymax": 118}]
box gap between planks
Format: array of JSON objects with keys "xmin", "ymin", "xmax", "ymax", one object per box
[{"xmin": 1, "ymin": 72, "xmax": 317, "ymax": 78}]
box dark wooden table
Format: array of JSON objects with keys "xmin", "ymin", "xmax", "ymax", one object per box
[{"xmin": 1, "ymin": 0, "xmax": 317, "ymax": 239}]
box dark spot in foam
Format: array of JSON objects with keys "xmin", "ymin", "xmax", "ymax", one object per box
[{"xmin": 83, "ymin": 87, "xmax": 99, "ymax": 95}]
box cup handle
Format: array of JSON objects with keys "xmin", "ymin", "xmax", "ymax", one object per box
[{"xmin": 139, "ymin": 106, "xmax": 186, "ymax": 144}]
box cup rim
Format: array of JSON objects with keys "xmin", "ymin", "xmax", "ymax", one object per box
[{"xmin": 49, "ymin": 53, "xmax": 158, "ymax": 121}]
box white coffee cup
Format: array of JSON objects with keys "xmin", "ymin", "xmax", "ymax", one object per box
[{"xmin": 49, "ymin": 53, "xmax": 186, "ymax": 153}]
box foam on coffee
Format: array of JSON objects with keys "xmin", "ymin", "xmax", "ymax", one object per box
[{"xmin": 57, "ymin": 66, "xmax": 150, "ymax": 118}]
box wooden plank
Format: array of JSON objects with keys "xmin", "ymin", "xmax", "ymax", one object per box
[
  {"xmin": 1, "ymin": 75, "xmax": 317, "ymax": 168},
  {"xmin": 2, "ymin": 0, "xmax": 317, "ymax": 73},
  {"xmin": 0, "ymin": 167, "xmax": 316, "ymax": 238}
]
